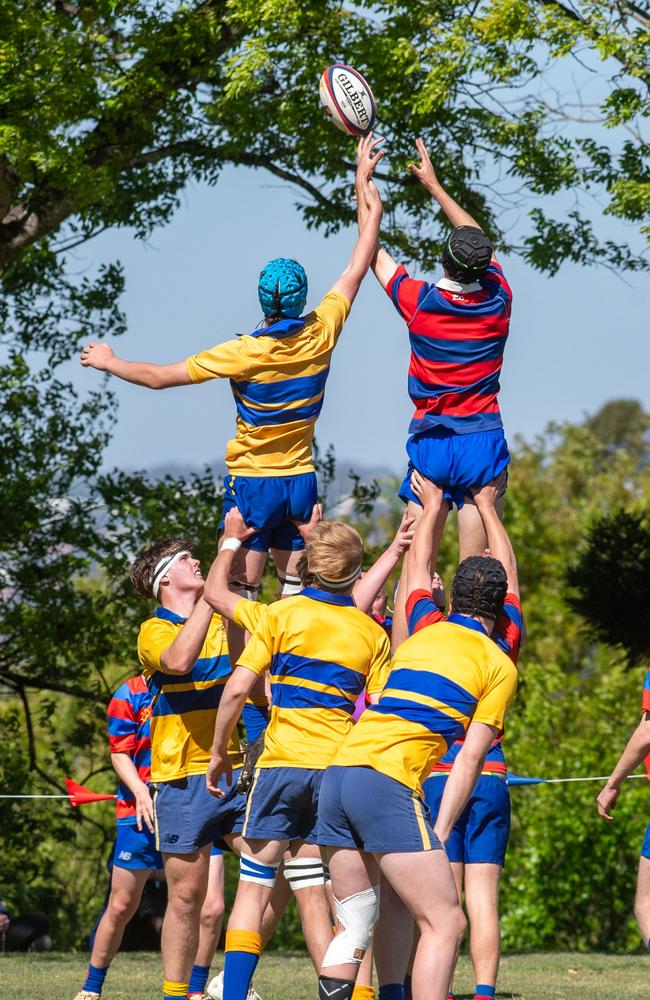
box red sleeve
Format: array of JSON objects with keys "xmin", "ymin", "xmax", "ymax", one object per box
[
  {"xmin": 386, "ymin": 265, "xmax": 431, "ymax": 325},
  {"xmin": 485, "ymin": 260, "xmax": 512, "ymax": 306},
  {"xmin": 493, "ymin": 592, "xmax": 522, "ymax": 664},
  {"xmin": 406, "ymin": 589, "xmax": 446, "ymax": 636},
  {"xmin": 642, "ymin": 668, "xmax": 650, "ymax": 712},
  {"xmin": 107, "ymin": 689, "xmax": 138, "ymax": 756}
]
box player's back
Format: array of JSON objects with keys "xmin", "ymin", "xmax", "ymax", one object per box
[{"xmin": 238, "ymin": 587, "xmax": 390, "ymax": 769}]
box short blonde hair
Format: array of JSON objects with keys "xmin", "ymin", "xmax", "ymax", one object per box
[{"xmin": 298, "ymin": 521, "xmax": 363, "ymax": 592}]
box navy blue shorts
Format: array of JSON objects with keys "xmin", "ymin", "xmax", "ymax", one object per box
[
  {"xmin": 153, "ymin": 772, "xmax": 245, "ymax": 854},
  {"xmin": 641, "ymin": 823, "xmax": 650, "ymax": 859},
  {"xmin": 423, "ymin": 772, "xmax": 511, "ymax": 866},
  {"xmin": 399, "ymin": 427, "xmax": 510, "ymax": 509},
  {"xmin": 220, "ymin": 472, "xmax": 318, "ymax": 552},
  {"xmin": 243, "ymin": 767, "xmax": 324, "ymax": 844},
  {"xmin": 318, "ymin": 765, "xmax": 442, "ymax": 854},
  {"xmin": 113, "ymin": 822, "xmax": 164, "ymax": 871}
]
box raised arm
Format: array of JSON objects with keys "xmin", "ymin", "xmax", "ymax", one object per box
[
  {"xmin": 407, "ymin": 471, "xmax": 449, "ymax": 595},
  {"xmin": 160, "ymin": 598, "xmax": 214, "ymax": 674},
  {"xmin": 596, "ymin": 712, "xmax": 650, "ymax": 820},
  {"xmin": 353, "ymin": 511, "xmax": 414, "ymax": 614},
  {"xmin": 409, "ymin": 138, "xmax": 486, "ymax": 233},
  {"xmin": 203, "ymin": 508, "xmax": 259, "ymax": 621},
  {"xmin": 80, "ymin": 341, "xmax": 190, "ymax": 389},
  {"xmin": 331, "ymin": 134, "xmax": 384, "ymax": 305},
  {"xmin": 472, "ymin": 476, "xmax": 518, "ymax": 597}
]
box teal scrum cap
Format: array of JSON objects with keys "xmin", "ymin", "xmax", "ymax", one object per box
[{"xmin": 258, "ymin": 258, "xmax": 308, "ymax": 318}]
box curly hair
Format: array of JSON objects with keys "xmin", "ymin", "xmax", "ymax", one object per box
[
  {"xmin": 297, "ymin": 521, "xmax": 364, "ymax": 592},
  {"xmin": 129, "ymin": 536, "xmax": 194, "ymax": 599}
]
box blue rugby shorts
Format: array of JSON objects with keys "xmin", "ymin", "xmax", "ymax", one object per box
[
  {"xmin": 423, "ymin": 771, "xmax": 511, "ymax": 866},
  {"xmin": 220, "ymin": 471, "xmax": 318, "ymax": 552},
  {"xmin": 399, "ymin": 427, "xmax": 510, "ymax": 509}
]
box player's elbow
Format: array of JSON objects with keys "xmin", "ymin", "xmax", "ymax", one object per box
[{"xmin": 161, "ymin": 652, "xmax": 195, "ymax": 675}]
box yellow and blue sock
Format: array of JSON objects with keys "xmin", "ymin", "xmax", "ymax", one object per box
[
  {"xmin": 379, "ymin": 985, "xmax": 404, "ymax": 1000},
  {"xmin": 82, "ymin": 964, "xmax": 108, "ymax": 996},
  {"xmin": 163, "ymin": 979, "xmax": 188, "ymax": 999},
  {"xmin": 224, "ymin": 929, "xmax": 263, "ymax": 1000},
  {"xmin": 188, "ymin": 964, "xmax": 211, "ymax": 997},
  {"xmin": 474, "ymin": 986, "xmax": 495, "ymax": 999},
  {"xmin": 352, "ymin": 987, "xmax": 376, "ymax": 1000}
]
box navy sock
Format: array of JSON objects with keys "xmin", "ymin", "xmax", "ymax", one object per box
[
  {"xmin": 379, "ymin": 985, "xmax": 404, "ymax": 1000},
  {"xmin": 475, "ymin": 986, "xmax": 495, "ymax": 999},
  {"xmin": 188, "ymin": 964, "xmax": 211, "ymax": 995},
  {"xmin": 83, "ymin": 964, "xmax": 108, "ymax": 996}
]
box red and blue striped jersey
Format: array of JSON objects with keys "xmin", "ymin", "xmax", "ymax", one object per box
[
  {"xmin": 406, "ymin": 590, "xmax": 522, "ymax": 774},
  {"xmin": 386, "ymin": 262, "xmax": 512, "ymax": 436},
  {"xmin": 107, "ymin": 674, "xmax": 153, "ymax": 825}
]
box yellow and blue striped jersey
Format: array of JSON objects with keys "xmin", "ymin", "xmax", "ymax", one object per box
[
  {"xmin": 332, "ymin": 615, "xmax": 518, "ymax": 794},
  {"xmin": 185, "ymin": 291, "xmax": 350, "ymax": 476},
  {"xmin": 235, "ymin": 589, "xmax": 390, "ymax": 769},
  {"xmin": 137, "ymin": 607, "xmax": 242, "ymax": 783}
]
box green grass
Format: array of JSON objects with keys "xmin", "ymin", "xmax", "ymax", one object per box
[{"xmin": 1, "ymin": 952, "xmax": 648, "ymax": 999}]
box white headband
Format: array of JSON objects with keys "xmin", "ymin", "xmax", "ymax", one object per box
[
  {"xmin": 151, "ymin": 550, "xmax": 190, "ymax": 599},
  {"xmin": 314, "ymin": 563, "xmax": 363, "ymax": 592}
]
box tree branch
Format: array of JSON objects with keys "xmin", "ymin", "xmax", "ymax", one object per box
[{"xmin": 1, "ymin": 668, "xmax": 103, "ymax": 703}]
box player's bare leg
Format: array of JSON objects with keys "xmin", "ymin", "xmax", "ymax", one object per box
[
  {"xmin": 374, "ymin": 874, "xmax": 413, "ymax": 992},
  {"xmin": 271, "ymin": 546, "xmax": 304, "ymax": 600},
  {"xmin": 319, "ymin": 847, "xmax": 380, "ymax": 989},
  {"xmin": 223, "ymin": 546, "xmax": 268, "ymax": 667},
  {"xmin": 284, "ymin": 841, "xmax": 334, "ymax": 969},
  {"xmin": 162, "ymin": 846, "xmax": 211, "ymax": 987},
  {"xmin": 194, "ymin": 851, "xmax": 226, "ymax": 970},
  {"xmin": 457, "ymin": 493, "xmax": 504, "ymax": 561},
  {"xmin": 379, "ymin": 851, "xmax": 465, "ymax": 1000},
  {"xmin": 88, "ymin": 866, "xmax": 151, "ymax": 969},
  {"xmin": 464, "ymin": 863, "xmax": 502, "ymax": 991},
  {"xmin": 634, "ymin": 856, "xmax": 650, "ymax": 943}
]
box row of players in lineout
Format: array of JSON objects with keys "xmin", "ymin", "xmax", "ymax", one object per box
[
  {"xmin": 77, "ymin": 133, "xmax": 650, "ymax": 1000},
  {"xmin": 74, "ymin": 475, "xmax": 519, "ymax": 1000}
]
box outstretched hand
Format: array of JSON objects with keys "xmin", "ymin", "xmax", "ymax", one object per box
[
  {"xmin": 223, "ymin": 507, "xmax": 258, "ymax": 542},
  {"xmin": 408, "ymin": 138, "xmax": 441, "ymax": 193},
  {"xmin": 410, "ymin": 469, "xmax": 444, "ymax": 509},
  {"xmin": 356, "ymin": 131, "xmax": 385, "ymax": 182},
  {"xmin": 80, "ymin": 341, "xmax": 115, "ymax": 371},
  {"xmin": 293, "ymin": 502, "xmax": 323, "ymax": 543},
  {"xmin": 390, "ymin": 510, "xmax": 415, "ymax": 555},
  {"xmin": 472, "ymin": 471, "xmax": 507, "ymax": 510}
]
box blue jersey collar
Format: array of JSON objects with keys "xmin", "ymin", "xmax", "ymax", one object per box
[
  {"xmin": 155, "ymin": 606, "xmax": 187, "ymax": 624},
  {"xmin": 301, "ymin": 586, "xmax": 355, "ymax": 607},
  {"xmin": 447, "ymin": 612, "xmax": 489, "ymax": 635},
  {"xmin": 249, "ymin": 317, "xmax": 306, "ymax": 339}
]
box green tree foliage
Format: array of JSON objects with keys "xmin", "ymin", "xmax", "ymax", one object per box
[{"xmin": 0, "ymin": 0, "xmax": 647, "ymax": 279}]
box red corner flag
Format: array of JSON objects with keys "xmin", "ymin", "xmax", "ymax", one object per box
[{"xmin": 65, "ymin": 777, "xmax": 117, "ymax": 808}]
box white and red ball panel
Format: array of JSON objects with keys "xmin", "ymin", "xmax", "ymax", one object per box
[{"xmin": 319, "ymin": 64, "xmax": 376, "ymax": 136}]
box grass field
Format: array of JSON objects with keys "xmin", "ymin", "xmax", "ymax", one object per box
[{"xmin": 1, "ymin": 951, "xmax": 648, "ymax": 1000}]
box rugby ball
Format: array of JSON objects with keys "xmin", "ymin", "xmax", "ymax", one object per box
[{"xmin": 319, "ymin": 64, "xmax": 376, "ymax": 137}]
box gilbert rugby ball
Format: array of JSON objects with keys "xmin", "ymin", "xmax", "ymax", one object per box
[{"xmin": 319, "ymin": 64, "xmax": 376, "ymax": 136}]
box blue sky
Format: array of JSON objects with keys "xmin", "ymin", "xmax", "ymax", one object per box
[{"xmin": 69, "ymin": 164, "xmax": 649, "ymax": 475}]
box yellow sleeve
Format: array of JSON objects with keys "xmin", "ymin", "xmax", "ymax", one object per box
[
  {"xmin": 366, "ymin": 632, "xmax": 391, "ymax": 695},
  {"xmin": 473, "ymin": 657, "xmax": 518, "ymax": 729},
  {"xmin": 232, "ymin": 598, "xmax": 266, "ymax": 634},
  {"xmin": 310, "ymin": 290, "xmax": 351, "ymax": 348},
  {"xmin": 237, "ymin": 611, "xmax": 275, "ymax": 677},
  {"xmin": 137, "ymin": 619, "xmax": 176, "ymax": 675},
  {"xmin": 186, "ymin": 336, "xmax": 253, "ymax": 384}
]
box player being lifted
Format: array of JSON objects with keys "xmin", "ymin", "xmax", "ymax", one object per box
[
  {"xmin": 80, "ymin": 137, "xmax": 384, "ymax": 669},
  {"xmin": 356, "ymin": 138, "xmax": 513, "ymax": 647}
]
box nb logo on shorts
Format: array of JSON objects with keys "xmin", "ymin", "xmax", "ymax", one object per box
[
  {"xmin": 118, "ymin": 851, "xmax": 132, "ymax": 861},
  {"xmin": 162, "ymin": 834, "xmax": 179, "ymax": 844}
]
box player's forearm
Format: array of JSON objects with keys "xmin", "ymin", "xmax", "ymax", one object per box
[
  {"xmin": 348, "ymin": 201, "xmax": 382, "ymax": 277},
  {"xmin": 111, "ymin": 753, "xmax": 149, "ymax": 797},
  {"xmin": 433, "ymin": 752, "xmax": 485, "ymax": 843},
  {"xmin": 161, "ymin": 599, "xmax": 214, "ymax": 673},
  {"xmin": 353, "ymin": 547, "xmax": 399, "ymax": 614},
  {"xmin": 203, "ymin": 548, "xmax": 239, "ymax": 620},
  {"xmin": 103, "ymin": 356, "xmax": 169, "ymax": 388},
  {"xmin": 425, "ymin": 182, "xmax": 482, "ymax": 231},
  {"xmin": 408, "ymin": 501, "xmax": 448, "ymax": 585},
  {"xmin": 606, "ymin": 719, "xmax": 650, "ymax": 789},
  {"xmin": 212, "ymin": 669, "xmax": 257, "ymax": 753}
]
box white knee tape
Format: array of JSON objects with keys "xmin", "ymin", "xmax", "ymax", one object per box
[
  {"xmin": 321, "ymin": 885, "xmax": 380, "ymax": 968},
  {"xmin": 277, "ymin": 574, "xmax": 302, "ymax": 598},
  {"xmin": 284, "ymin": 857, "xmax": 327, "ymax": 891},
  {"xmin": 239, "ymin": 852, "xmax": 279, "ymax": 889}
]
